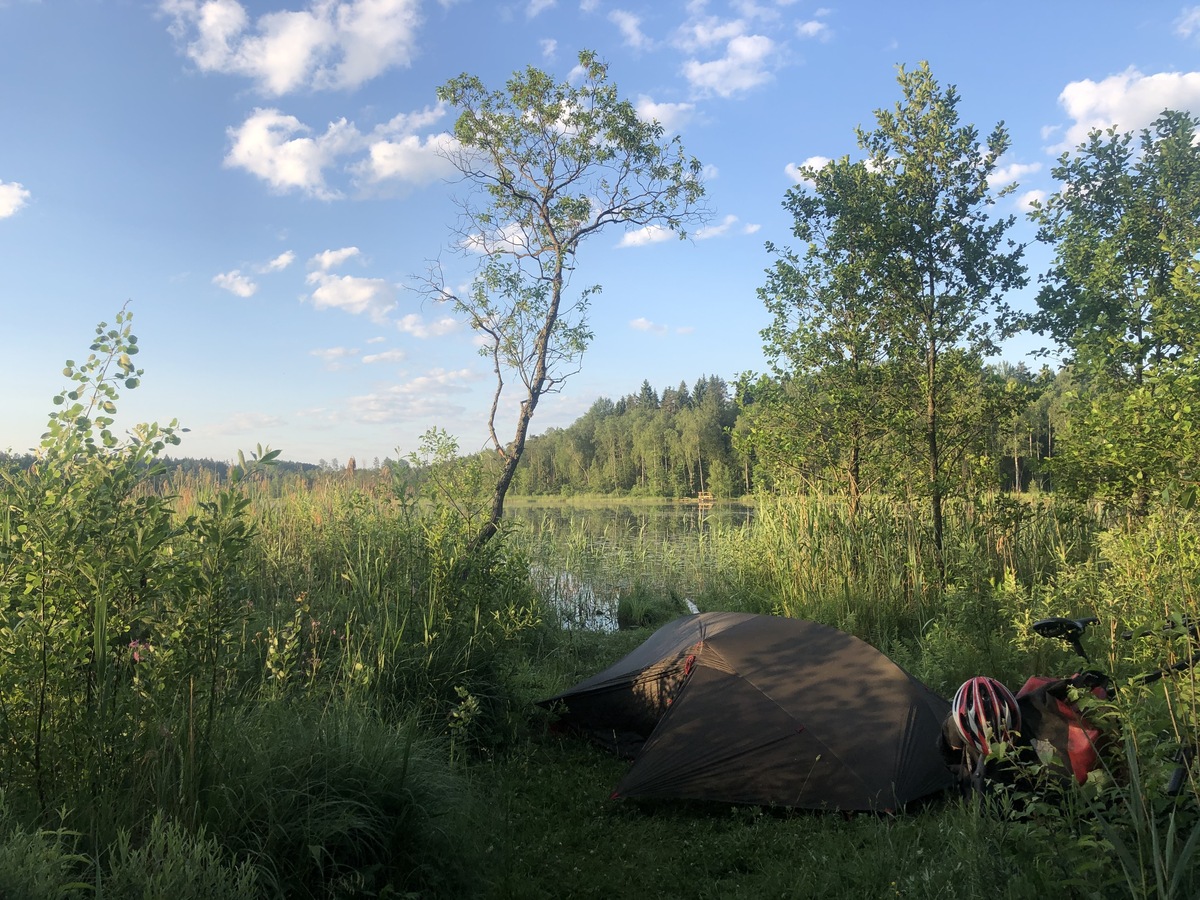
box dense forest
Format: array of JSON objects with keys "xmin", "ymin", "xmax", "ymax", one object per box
[{"xmin": 506, "ymin": 364, "xmax": 1063, "ymax": 500}]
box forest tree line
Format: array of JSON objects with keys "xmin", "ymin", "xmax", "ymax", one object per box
[{"xmin": 504, "ymin": 364, "xmax": 1068, "ymax": 500}]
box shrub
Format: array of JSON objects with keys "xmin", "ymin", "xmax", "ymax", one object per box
[{"xmin": 98, "ymin": 813, "xmax": 261, "ymax": 900}]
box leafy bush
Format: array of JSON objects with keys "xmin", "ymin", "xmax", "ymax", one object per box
[
  {"xmin": 99, "ymin": 813, "xmax": 261, "ymax": 900},
  {"xmin": 0, "ymin": 793, "xmax": 89, "ymax": 900}
]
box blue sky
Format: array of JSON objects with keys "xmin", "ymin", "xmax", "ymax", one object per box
[{"xmin": 2, "ymin": 0, "xmax": 1199, "ymax": 466}]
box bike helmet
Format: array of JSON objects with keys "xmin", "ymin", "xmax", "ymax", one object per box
[{"xmin": 951, "ymin": 676, "xmax": 1021, "ymax": 756}]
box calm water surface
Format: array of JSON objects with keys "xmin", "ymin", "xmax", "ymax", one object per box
[{"xmin": 506, "ymin": 502, "xmax": 756, "ymax": 629}]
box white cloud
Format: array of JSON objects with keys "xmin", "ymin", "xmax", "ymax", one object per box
[
  {"xmin": 610, "ymin": 10, "xmax": 652, "ymax": 50},
  {"xmin": 674, "ymin": 15, "xmax": 746, "ymax": 53},
  {"xmin": 356, "ymin": 130, "xmax": 458, "ymax": 185},
  {"xmin": 261, "ymin": 250, "xmax": 296, "ymax": 271},
  {"xmin": 397, "ymin": 313, "xmax": 461, "ymax": 338},
  {"xmin": 630, "ymin": 317, "xmax": 668, "ymax": 334},
  {"xmin": 635, "ymin": 95, "xmax": 696, "ymax": 132},
  {"xmin": 224, "ymin": 104, "xmax": 456, "ymax": 198},
  {"xmin": 211, "ymin": 411, "xmax": 286, "ymax": 434},
  {"xmin": 579, "ymin": 0, "xmax": 599, "ymax": 11},
  {"xmin": 540, "ymin": 38, "xmax": 557, "ymax": 59},
  {"xmin": 742, "ymin": 222, "xmax": 761, "ymax": 235},
  {"xmin": 462, "ymin": 221, "xmax": 530, "ymax": 255},
  {"xmin": 224, "ymin": 108, "xmax": 360, "ymax": 198},
  {"xmin": 311, "ymin": 346, "xmax": 361, "ymax": 369},
  {"xmin": 1018, "ymin": 189, "xmax": 1046, "ymax": 212},
  {"xmin": 990, "ymin": 160, "xmax": 1041, "ymax": 187},
  {"xmin": 312, "ymin": 346, "xmax": 359, "ymax": 360},
  {"xmin": 306, "ymin": 271, "xmax": 396, "ymax": 322},
  {"xmin": 797, "ymin": 19, "xmax": 830, "ymax": 40},
  {"xmin": 683, "ymin": 33, "xmax": 776, "ymax": 97},
  {"xmin": 310, "ymin": 246, "xmax": 361, "ymax": 270},
  {"xmin": 1176, "ymin": 6, "xmax": 1200, "ymax": 39},
  {"xmin": 0, "ymin": 181, "xmax": 30, "ymax": 218},
  {"xmin": 695, "ymin": 213, "xmax": 739, "ymax": 239},
  {"xmin": 213, "ymin": 269, "xmax": 257, "ymax": 297},
  {"xmin": 784, "ymin": 155, "xmax": 831, "ymax": 185},
  {"xmin": 617, "ymin": 224, "xmax": 675, "ymax": 247},
  {"xmin": 161, "ymin": 0, "xmax": 422, "ymax": 95},
  {"xmin": 362, "ymin": 348, "xmax": 406, "ymax": 363},
  {"xmin": 733, "ymin": 0, "xmax": 783, "ymax": 20},
  {"xmin": 1054, "ymin": 68, "xmax": 1200, "ymax": 151},
  {"xmin": 527, "ymin": 0, "xmax": 555, "ymax": 17},
  {"xmin": 366, "ymin": 335, "xmax": 386, "ymax": 344},
  {"xmin": 345, "ymin": 367, "xmax": 477, "ymax": 424}
]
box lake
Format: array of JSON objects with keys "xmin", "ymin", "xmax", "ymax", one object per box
[{"xmin": 505, "ymin": 501, "xmax": 756, "ymax": 630}]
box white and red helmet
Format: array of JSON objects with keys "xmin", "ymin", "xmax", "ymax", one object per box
[{"xmin": 951, "ymin": 676, "xmax": 1021, "ymax": 756}]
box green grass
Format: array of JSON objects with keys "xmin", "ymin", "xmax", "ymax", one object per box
[{"xmin": 469, "ymin": 736, "xmax": 1107, "ymax": 900}]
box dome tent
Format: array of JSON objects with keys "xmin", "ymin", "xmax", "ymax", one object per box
[{"xmin": 541, "ymin": 612, "xmax": 954, "ymax": 812}]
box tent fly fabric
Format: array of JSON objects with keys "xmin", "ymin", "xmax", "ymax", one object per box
[{"xmin": 540, "ymin": 612, "xmax": 955, "ymax": 812}]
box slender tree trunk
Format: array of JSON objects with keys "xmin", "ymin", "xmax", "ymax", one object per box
[{"xmin": 926, "ymin": 334, "xmax": 945, "ymax": 581}]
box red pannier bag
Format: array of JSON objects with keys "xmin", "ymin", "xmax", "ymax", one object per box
[{"xmin": 1015, "ymin": 673, "xmax": 1112, "ymax": 784}]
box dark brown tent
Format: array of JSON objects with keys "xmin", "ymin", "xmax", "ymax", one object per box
[{"xmin": 541, "ymin": 612, "xmax": 954, "ymax": 811}]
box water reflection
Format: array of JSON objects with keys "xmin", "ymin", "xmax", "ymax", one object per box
[
  {"xmin": 506, "ymin": 501, "xmax": 755, "ymax": 538},
  {"xmin": 506, "ymin": 502, "xmax": 755, "ymax": 630}
]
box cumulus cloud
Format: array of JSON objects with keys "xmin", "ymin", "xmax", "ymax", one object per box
[
  {"xmin": 354, "ymin": 130, "xmax": 458, "ymax": 184},
  {"xmin": 0, "ymin": 181, "xmax": 31, "ymax": 218},
  {"xmin": 345, "ymin": 367, "xmax": 477, "ymax": 424},
  {"xmin": 306, "ymin": 271, "xmax": 396, "ymax": 322},
  {"xmin": 462, "ymin": 221, "xmax": 531, "ymax": 255},
  {"xmin": 990, "ymin": 160, "xmax": 1041, "ymax": 188},
  {"xmin": 673, "ymin": 14, "xmax": 746, "ymax": 52},
  {"xmin": 224, "ymin": 108, "xmax": 359, "ymax": 198},
  {"xmin": 397, "ymin": 313, "xmax": 460, "ymax": 338},
  {"xmin": 617, "ymin": 224, "xmax": 676, "ymax": 247},
  {"xmin": 526, "ymin": 0, "xmax": 554, "ymax": 16},
  {"xmin": 610, "ymin": 9, "xmax": 652, "ymax": 50},
  {"xmin": 161, "ymin": 0, "xmax": 422, "ymax": 95},
  {"xmin": 695, "ymin": 213, "xmax": 739, "ymax": 239},
  {"xmin": 309, "ymin": 246, "xmax": 361, "ymax": 270},
  {"xmin": 635, "ymin": 95, "xmax": 696, "ymax": 132},
  {"xmin": 224, "ymin": 104, "xmax": 456, "ymax": 198},
  {"xmin": 784, "ymin": 155, "xmax": 831, "ymax": 185},
  {"xmin": 213, "ymin": 269, "xmax": 257, "ymax": 297},
  {"xmin": 1018, "ymin": 189, "xmax": 1046, "ymax": 212},
  {"xmin": 797, "ymin": 18, "xmax": 830, "ymax": 40},
  {"xmin": 540, "ymin": 38, "xmax": 557, "ymax": 59},
  {"xmin": 683, "ymin": 34, "xmax": 777, "ymax": 97},
  {"xmin": 262, "ymin": 250, "xmax": 296, "ymax": 271},
  {"xmin": 1053, "ymin": 68, "xmax": 1200, "ymax": 151},
  {"xmin": 362, "ymin": 348, "xmax": 406, "ymax": 363},
  {"xmin": 630, "ymin": 317, "xmax": 668, "ymax": 334},
  {"xmin": 743, "ymin": 222, "xmax": 761, "ymax": 235}
]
